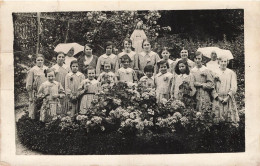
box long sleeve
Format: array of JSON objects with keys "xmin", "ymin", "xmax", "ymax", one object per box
[
  {"xmin": 154, "ymin": 53, "xmax": 161, "ymax": 74},
  {"xmin": 26, "ymin": 69, "xmax": 34, "ymax": 92},
  {"xmin": 37, "ymin": 84, "xmax": 44, "ymax": 98},
  {"xmin": 133, "ymin": 53, "xmax": 139, "ymax": 70},
  {"xmin": 96, "ymin": 57, "xmax": 102, "ymax": 76},
  {"xmin": 57, "ymin": 83, "xmax": 65, "ymax": 99},
  {"xmin": 170, "ymin": 74, "xmax": 176, "ymax": 96},
  {"xmin": 228, "ymin": 71, "xmax": 237, "ymax": 97},
  {"xmin": 64, "ymin": 74, "xmax": 71, "ymax": 95},
  {"xmin": 189, "ymin": 74, "xmax": 196, "ymax": 96}
]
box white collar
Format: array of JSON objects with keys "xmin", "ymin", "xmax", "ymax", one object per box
[
  {"xmin": 140, "ymin": 51, "xmax": 155, "ymax": 57},
  {"xmin": 119, "ymin": 67, "xmax": 133, "ymax": 73},
  {"xmin": 45, "ymin": 80, "xmax": 58, "ymax": 85},
  {"xmin": 67, "ymin": 72, "xmax": 83, "ymax": 77},
  {"xmin": 33, "ymin": 65, "xmax": 48, "ymax": 70},
  {"xmin": 101, "ymin": 54, "xmax": 117, "ymax": 59},
  {"xmin": 156, "ymin": 72, "xmax": 171, "ymax": 77},
  {"xmin": 177, "ymin": 74, "xmax": 188, "ymax": 79},
  {"xmin": 192, "ymin": 65, "xmax": 207, "ymax": 72},
  {"xmin": 52, "ymin": 64, "xmax": 69, "ymax": 71}
]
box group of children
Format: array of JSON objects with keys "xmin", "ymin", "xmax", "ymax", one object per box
[{"xmin": 26, "ymin": 39, "xmax": 239, "ymax": 123}]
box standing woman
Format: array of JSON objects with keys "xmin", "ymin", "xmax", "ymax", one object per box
[
  {"xmin": 26, "ymin": 54, "xmax": 48, "ymax": 119},
  {"xmin": 77, "ymin": 44, "xmax": 98, "ymax": 77},
  {"xmin": 211, "ymin": 55, "xmax": 239, "ymax": 123},
  {"xmin": 115, "ymin": 38, "xmax": 138, "ymax": 71},
  {"xmin": 51, "ymin": 52, "xmax": 70, "ymax": 113},
  {"xmin": 137, "ymin": 39, "xmax": 161, "ymax": 74},
  {"xmin": 51, "ymin": 52, "xmax": 70, "ymax": 88},
  {"xmin": 96, "ymin": 41, "xmax": 118, "ymax": 76}
]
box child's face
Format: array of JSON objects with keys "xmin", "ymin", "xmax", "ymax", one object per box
[
  {"xmin": 87, "ymin": 69, "xmax": 95, "ymax": 80},
  {"xmin": 143, "ymin": 41, "xmax": 151, "ymax": 52},
  {"xmin": 122, "ymin": 59, "xmax": 130, "ymax": 68},
  {"xmin": 57, "ymin": 53, "xmax": 65, "ymax": 65},
  {"xmin": 36, "ymin": 57, "xmax": 44, "ymax": 67},
  {"xmin": 178, "ymin": 63, "xmax": 186, "ymax": 74},
  {"xmin": 180, "ymin": 50, "xmax": 188, "ymax": 60},
  {"xmin": 145, "ymin": 71, "xmax": 153, "ymax": 78},
  {"xmin": 106, "ymin": 45, "xmax": 113, "ymax": 55},
  {"xmin": 211, "ymin": 52, "xmax": 217, "ymax": 61},
  {"xmin": 194, "ymin": 54, "xmax": 202, "ymax": 66},
  {"xmin": 219, "ymin": 58, "xmax": 228, "ymax": 69},
  {"xmin": 104, "ymin": 64, "xmax": 111, "ymax": 72},
  {"xmin": 124, "ymin": 41, "xmax": 132, "ymax": 49},
  {"xmin": 162, "ymin": 50, "xmax": 170, "ymax": 60},
  {"xmin": 160, "ymin": 63, "xmax": 168, "ymax": 74},
  {"xmin": 47, "ymin": 71, "xmax": 55, "ymax": 82},
  {"xmin": 67, "ymin": 48, "xmax": 74, "ymax": 57},
  {"xmin": 84, "ymin": 45, "xmax": 92, "ymax": 56},
  {"xmin": 71, "ymin": 63, "xmax": 79, "ymax": 73}
]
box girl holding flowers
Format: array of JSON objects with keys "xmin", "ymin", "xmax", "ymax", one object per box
[
  {"xmin": 37, "ymin": 68, "xmax": 65, "ymax": 122},
  {"xmin": 154, "ymin": 60, "xmax": 174, "ymax": 103},
  {"xmin": 190, "ymin": 51, "xmax": 214, "ymax": 113},
  {"xmin": 97, "ymin": 62, "xmax": 117, "ymax": 86},
  {"xmin": 78, "ymin": 66, "xmax": 101, "ymax": 114},
  {"xmin": 171, "ymin": 59, "xmax": 196, "ymax": 100},
  {"xmin": 64, "ymin": 60, "xmax": 85, "ymax": 116},
  {"xmin": 211, "ymin": 55, "xmax": 239, "ymax": 123}
]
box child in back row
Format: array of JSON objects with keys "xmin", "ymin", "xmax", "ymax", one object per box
[
  {"xmin": 64, "ymin": 60, "xmax": 85, "ymax": 116},
  {"xmin": 78, "ymin": 66, "xmax": 101, "ymax": 115},
  {"xmin": 154, "ymin": 60, "xmax": 173, "ymax": 103},
  {"xmin": 116, "ymin": 54, "xmax": 137, "ymax": 84}
]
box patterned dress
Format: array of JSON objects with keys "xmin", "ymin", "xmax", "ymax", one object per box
[
  {"xmin": 97, "ymin": 71, "xmax": 117, "ymax": 85},
  {"xmin": 211, "ymin": 68, "xmax": 239, "ymax": 123},
  {"xmin": 139, "ymin": 75, "xmax": 155, "ymax": 89},
  {"xmin": 154, "ymin": 72, "xmax": 173, "ymax": 103},
  {"xmin": 26, "ymin": 65, "xmax": 48, "ymax": 119},
  {"xmin": 64, "ymin": 72, "xmax": 85, "ymax": 116},
  {"xmin": 171, "ymin": 74, "xmax": 196, "ymax": 100},
  {"xmin": 116, "ymin": 67, "xmax": 137, "ymax": 83},
  {"xmin": 190, "ymin": 66, "xmax": 214, "ymax": 113},
  {"xmin": 37, "ymin": 81, "xmax": 65, "ymax": 122},
  {"xmin": 78, "ymin": 79, "xmax": 101, "ymax": 114},
  {"xmin": 96, "ymin": 54, "xmax": 118, "ymax": 76}
]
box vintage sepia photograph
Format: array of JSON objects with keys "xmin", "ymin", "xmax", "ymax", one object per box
[{"xmin": 13, "ymin": 10, "xmax": 245, "ymax": 155}]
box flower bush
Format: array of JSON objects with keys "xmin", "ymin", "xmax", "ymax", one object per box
[{"xmin": 17, "ymin": 82, "xmax": 245, "ymax": 154}]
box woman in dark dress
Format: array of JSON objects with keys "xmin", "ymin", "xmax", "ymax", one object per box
[{"xmin": 77, "ymin": 44, "xmax": 98, "ymax": 77}]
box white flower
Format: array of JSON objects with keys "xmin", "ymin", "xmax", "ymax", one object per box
[{"xmin": 173, "ymin": 112, "xmax": 182, "ymax": 119}]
